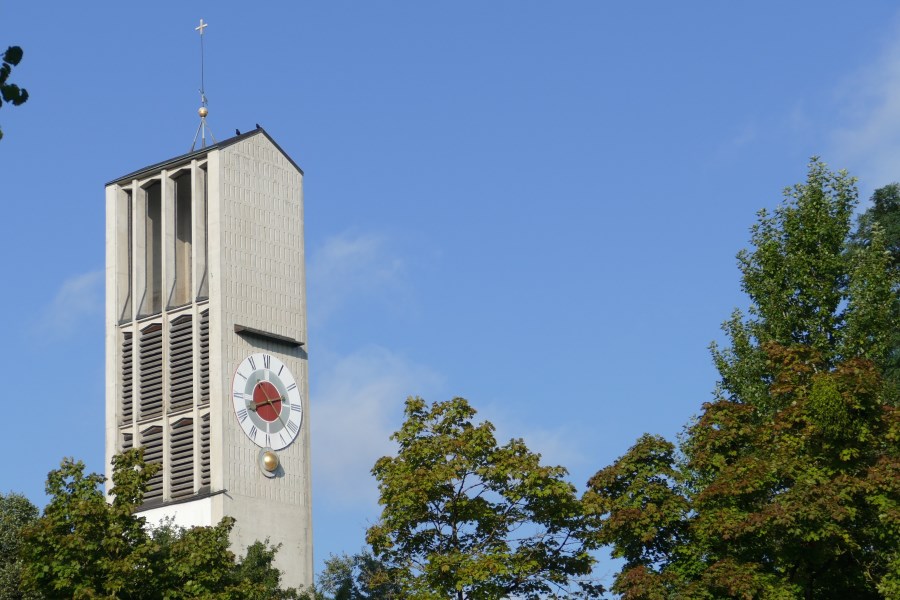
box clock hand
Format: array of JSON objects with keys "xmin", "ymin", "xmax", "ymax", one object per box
[
  {"xmin": 258, "ymin": 385, "xmax": 289, "ymax": 428},
  {"xmin": 266, "ymin": 396, "xmax": 289, "ymax": 427}
]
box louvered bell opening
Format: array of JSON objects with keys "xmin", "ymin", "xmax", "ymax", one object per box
[
  {"xmin": 139, "ymin": 323, "xmax": 163, "ymax": 419},
  {"xmin": 200, "ymin": 412, "xmax": 211, "ymax": 488},
  {"xmin": 168, "ymin": 314, "xmax": 193, "ymax": 413},
  {"xmin": 122, "ymin": 432, "xmax": 133, "ymax": 452},
  {"xmin": 198, "ymin": 309, "xmax": 210, "ymax": 406},
  {"xmin": 170, "ymin": 418, "xmax": 194, "ymax": 499},
  {"xmin": 121, "ymin": 331, "xmax": 133, "ymax": 424},
  {"xmin": 141, "ymin": 425, "xmax": 164, "ymax": 503}
]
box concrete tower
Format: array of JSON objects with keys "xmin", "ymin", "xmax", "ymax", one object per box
[{"xmin": 104, "ymin": 128, "xmax": 313, "ymax": 588}]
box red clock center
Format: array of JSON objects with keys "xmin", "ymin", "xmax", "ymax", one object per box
[{"xmin": 253, "ymin": 381, "xmax": 283, "ymax": 422}]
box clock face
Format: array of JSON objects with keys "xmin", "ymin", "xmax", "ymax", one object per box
[{"xmin": 231, "ymin": 353, "xmax": 303, "ymax": 450}]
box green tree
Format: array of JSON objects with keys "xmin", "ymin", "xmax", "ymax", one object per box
[
  {"xmin": 0, "ymin": 46, "xmax": 29, "ymax": 141},
  {"xmin": 366, "ymin": 396, "xmax": 601, "ymax": 599},
  {"xmin": 21, "ymin": 449, "xmax": 299, "ymax": 599},
  {"xmin": 317, "ymin": 551, "xmax": 400, "ymax": 600},
  {"xmin": 856, "ymin": 183, "xmax": 900, "ymax": 268},
  {"xmin": 585, "ymin": 159, "xmax": 900, "ymax": 598},
  {"xmin": 22, "ymin": 451, "xmax": 158, "ymax": 598},
  {"xmin": 0, "ymin": 492, "xmax": 40, "ymax": 599},
  {"xmin": 854, "ymin": 182, "xmax": 900, "ymax": 393}
]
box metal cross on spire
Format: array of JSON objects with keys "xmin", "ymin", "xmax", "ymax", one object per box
[{"xmin": 191, "ymin": 18, "xmax": 217, "ymax": 151}]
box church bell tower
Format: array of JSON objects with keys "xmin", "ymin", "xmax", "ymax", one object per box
[{"xmin": 104, "ymin": 127, "xmax": 313, "ymax": 588}]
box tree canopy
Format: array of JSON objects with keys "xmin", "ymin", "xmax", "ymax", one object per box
[
  {"xmin": 19, "ymin": 449, "xmax": 299, "ymax": 599},
  {"xmin": 314, "ymin": 551, "xmax": 400, "ymax": 600},
  {"xmin": 856, "ymin": 182, "xmax": 900, "ymax": 269},
  {"xmin": 585, "ymin": 159, "xmax": 900, "ymax": 598},
  {"xmin": 854, "ymin": 182, "xmax": 900, "ymax": 392},
  {"xmin": 0, "ymin": 45, "xmax": 28, "ymax": 141},
  {"xmin": 367, "ymin": 396, "xmax": 601, "ymax": 599},
  {"xmin": 0, "ymin": 492, "xmax": 40, "ymax": 600}
]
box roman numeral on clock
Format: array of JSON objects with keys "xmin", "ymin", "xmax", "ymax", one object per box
[
  {"xmin": 249, "ymin": 425, "xmax": 258, "ymax": 440},
  {"xmin": 287, "ymin": 420, "xmax": 298, "ymax": 434},
  {"xmin": 263, "ymin": 354, "xmax": 271, "ymax": 369},
  {"xmin": 248, "ymin": 356, "xmax": 256, "ymax": 370},
  {"xmin": 287, "ymin": 383, "xmax": 296, "ymax": 391},
  {"xmin": 237, "ymin": 409, "xmax": 248, "ymax": 422}
]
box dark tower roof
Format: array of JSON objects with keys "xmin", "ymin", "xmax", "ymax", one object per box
[{"xmin": 106, "ymin": 127, "xmax": 302, "ymax": 186}]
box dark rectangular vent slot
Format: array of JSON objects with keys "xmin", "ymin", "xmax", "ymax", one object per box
[
  {"xmin": 200, "ymin": 412, "xmax": 211, "ymax": 487},
  {"xmin": 141, "ymin": 425, "xmax": 163, "ymax": 503},
  {"xmin": 139, "ymin": 323, "xmax": 163, "ymax": 419},
  {"xmin": 122, "ymin": 432, "xmax": 133, "ymax": 452},
  {"xmin": 170, "ymin": 418, "xmax": 194, "ymax": 499},
  {"xmin": 169, "ymin": 314, "xmax": 193, "ymax": 413},
  {"xmin": 121, "ymin": 332, "xmax": 133, "ymax": 424},
  {"xmin": 198, "ymin": 310, "xmax": 210, "ymax": 405}
]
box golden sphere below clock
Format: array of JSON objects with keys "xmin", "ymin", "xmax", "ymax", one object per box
[
  {"xmin": 262, "ymin": 451, "xmax": 279, "ymax": 472},
  {"xmin": 198, "ymin": 106, "xmax": 209, "ymax": 118}
]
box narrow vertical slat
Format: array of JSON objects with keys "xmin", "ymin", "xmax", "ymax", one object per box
[
  {"xmin": 168, "ymin": 314, "xmax": 193, "ymax": 412},
  {"xmin": 170, "ymin": 418, "xmax": 194, "ymax": 498},
  {"xmin": 139, "ymin": 323, "xmax": 163, "ymax": 419},
  {"xmin": 200, "ymin": 412, "xmax": 211, "ymax": 488},
  {"xmin": 141, "ymin": 425, "xmax": 164, "ymax": 503},
  {"xmin": 121, "ymin": 332, "xmax": 133, "ymax": 424},
  {"xmin": 198, "ymin": 310, "xmax": 210, "ymax": 405}
]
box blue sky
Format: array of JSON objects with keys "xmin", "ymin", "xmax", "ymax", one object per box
[{"xmin": 4, "ymin": 1, "xmax": 900, "ymax": 584}]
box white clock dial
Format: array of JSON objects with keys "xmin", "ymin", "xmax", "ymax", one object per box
[{"xmin": 231, "ymin": 353, "xmax": 303, "ymax": 450}]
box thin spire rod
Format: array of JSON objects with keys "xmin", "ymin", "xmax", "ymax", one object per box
[
  {"xmin": 199, "ymin": 18, "xmax": 206, "ymax": 101},
  {"xmin": 191, "ymin": 18, "xmax": 216, "ymax": 151}
]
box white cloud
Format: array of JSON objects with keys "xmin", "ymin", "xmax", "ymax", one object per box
[
  {"xmin": 479, "ymin": 403, "xmax": 586, "ymax": 480},
  {"xmin": 787, "ymin": 101, "xmax": 812, "ymax": 136},
  {"xmin": 830, "ymin": 17, "xmax": 900, "ymax": 191},
  {"xmin": 310, "ymin": 348, "xmax": 593, "ymax": 510},
  {"xmin": 311, "ymin": 345, "xmax": 443, "ymax": 509},
  {"xmin": 34, "ymin": 270, "xmax": 104, "ymax": 340},
  {"xmin": 307, "ymin": 231, "xmax": 411, "ymax": 326},
  {"xmin": 727, "ymin": 123, "xmax": 758, "ymax": 150}
]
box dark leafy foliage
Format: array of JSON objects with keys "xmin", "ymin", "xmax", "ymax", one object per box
[
  {"xmin": 856, "ymin": 183, "xmax": 900, "ymax": 269},
  {"xmin": 586, "ymin": 159, "xmax": 900, "ymax": 598},
  {"xmin": 0, "ymin": 45, "xmax": 28, "ymax": 141},
  {"xmin": 854, "ymin": 182, "xmax": 900, "ymax": 395},
  {"xmin": 0, "ymin": 492, "xmax": 40, "ymax": 599},
  {"xmin": 367, "ymin": 396, "xmax": 602, "ymax": 599},
  {"xmin": 316, "ymin": 551, "xmax": 401, "ymax": 599},
  {"xmin": 19, "ymin": 449, "xmax": 299, "ymax": 599}
]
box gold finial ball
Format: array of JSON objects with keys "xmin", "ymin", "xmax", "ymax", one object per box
[
  {"xmin": 262, "ymin": 451, "xmax": 279, "ymax": 472},
  {"xmin": 198, "ymin": 106, "xmax": 209, "ymax": 118}
]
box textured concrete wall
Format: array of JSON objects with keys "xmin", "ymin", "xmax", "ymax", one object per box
[
  {"xmin": 104, "ymin": 184, "xmax": 119, "ymax": 485},
  {"xmin": 213, "ymin": 133, "xmax": 312, "ymax": 588}
]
